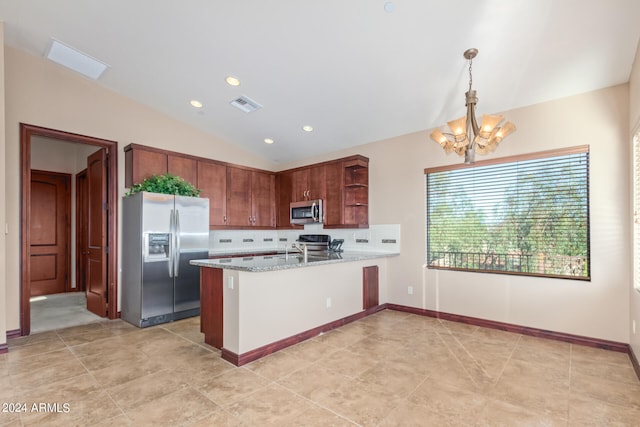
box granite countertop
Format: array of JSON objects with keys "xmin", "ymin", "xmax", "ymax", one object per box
[{"xmin": 190, "ymin": 251, "xmax": 399, "ymax": 272}]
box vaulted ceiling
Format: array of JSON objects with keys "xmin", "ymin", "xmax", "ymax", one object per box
[{"xmin": 1, "ymin": 0, "xmax": 639, "ymax": 163}]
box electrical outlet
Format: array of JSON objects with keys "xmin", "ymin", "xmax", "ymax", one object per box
[
  {"xmin": 326, "ymin": 297, "xmax": 332, "ymax": 308},
  {"xmin": 408, "ymin": 286, "xmax": 413, "ymax": 295},
  {"xmin": 227, "ymin": 276, "xmax": 234, "ymax": 290},
  {"xmin": 634, "ymin": 320, "xmax": 637, "ymax": 335}
]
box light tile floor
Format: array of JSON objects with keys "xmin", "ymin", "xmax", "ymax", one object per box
[{"xmin": 2, "ymin": 310, "xmax": 640, "ymax": 426}]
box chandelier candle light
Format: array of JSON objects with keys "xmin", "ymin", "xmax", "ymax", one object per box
[{"xmin": 430, "ymin": 48, "xmax": 516, "ymax": 164}]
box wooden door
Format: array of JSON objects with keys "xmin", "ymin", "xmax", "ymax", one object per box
[
  {"xmin": 75, "ymin": 169, "xmax": 88, "ymax": 292},
  {"xmin": 226, "ymin": 166, "xmax": 252, "ymax": 226},
  {"xmin": 197, "ymin": 161, "xmax": 227, "ymax": 227},
  {"xmin": 251, "ymin": 171, "xmax": 275, "ymax": 227},
  {"xmin": 29, "ymin": 171, "xmax": 71, "ymax": 297},
  {"xmin": 86, "ymin": 149, "xmax": 108, "ymax": 316},
  {"xmin": 168, "ymin": 155, "xmax": 197, "ymax": 187}
]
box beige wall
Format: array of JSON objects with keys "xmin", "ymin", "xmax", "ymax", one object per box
[
  {"xmin": 283, "ymin": 85, "xmax": 631, "ymax": 343},
  {"xmin": 629, "ymin": 41, "xmax": 640, "ymax": 356},
  {"xmin": 3, "ymin": 46, "xmax": 278, "ymax": 332},
  {"xmin": 0, "ymin": 23, "xmax": 7, "ymax": 345},
  {"xmin": 2, "ymin": 41, "xmax": 634, "ymax": 345}
]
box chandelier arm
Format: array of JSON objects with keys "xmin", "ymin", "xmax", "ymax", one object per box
[{"xmin": 466, "ymin": 94, "xmax": 479, "ymax": 149}]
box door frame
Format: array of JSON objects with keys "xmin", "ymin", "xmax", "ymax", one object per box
[{"xmin": 20, "ymin": 123, "xmax": 119, "ymax": 335}]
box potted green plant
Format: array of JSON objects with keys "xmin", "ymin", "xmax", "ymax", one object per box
[{"xmin": 126, "ymin": 173, "xmax": 201, "ymax": 197}]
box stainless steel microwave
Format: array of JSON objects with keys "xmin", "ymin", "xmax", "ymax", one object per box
[{"xmin": 290, "ymin": 199, "xmax": 323, "ymax": 225}]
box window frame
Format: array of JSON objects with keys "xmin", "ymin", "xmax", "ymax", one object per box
[{"xmin": 424, "ymin": 145, "xmax": 591, "ymax": 281}]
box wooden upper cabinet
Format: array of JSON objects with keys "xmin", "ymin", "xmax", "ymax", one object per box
[
  {"xmin": 124, "ymin": 145, "xmax": 167, "ymax": 187},
  {"xmin": 308, "ymin": 165, "xmax": 326, "ymax": 201},
  {"xmin": 124, "ymin": 144, "xmax": 197, "ymax": 188},
  {"xmin": 251, "ymin": 171, "xmax": 275, "ymax": 227},
  {"xmin": 226, "ymin": 167, "xmax": 275, "ymax": 228},
  {"xmin": 197, "ymin": 160, "xmax": 227, "ymax": 227},
  {"xmin": 275, "ymin": 155, "xmax": 368, "ymax": 229},
  {"xmin": 168, "ymin": 155, "xmax": 197, "ymax": 187},
  {"xmin": 291, "ymin": 169, "xmax": 309, "ymax": 202},
  {"xmin": 343, "ymin": 158, "xmax": 369, "ymax": 227},
  {"xmin": 290, "ymin": 166, "xmax": 326, "ymax": 202},
  {"xmin": 226, "ymin": 166, "xmax": 252, "ymax": 226},
  {"xmin": 324, "ymin": 162, "xmax": 344, "ymax": 227},
  {"xmin": 125, "ymin": 143, "xmax": 367, "ymax": 230},
  {"xmin": 276, "ymin": 172, "xmax": 296, "ymax": 228}
]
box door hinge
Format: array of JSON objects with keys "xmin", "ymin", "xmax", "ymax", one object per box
[{"xmin": 105, "ymin": 246, "xmax": 109, "ymax": 254}]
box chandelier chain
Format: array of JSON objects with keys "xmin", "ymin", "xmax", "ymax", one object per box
[{"xmin": 468, "ymin": 56, "xmax": 473, "ymax": 93}]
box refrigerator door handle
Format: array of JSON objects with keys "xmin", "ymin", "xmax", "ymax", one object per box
[
  {"xmin": 175, "ymin": 209, "xmax": 181, "ymax": 277},
  {"xmin": 168, "ymin": 209, "xmax": 174, "ymax": 278}
]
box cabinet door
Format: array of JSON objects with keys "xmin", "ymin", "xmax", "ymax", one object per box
[
  {"xmin": 168, "ymin": 155, "xmax": 197, "ymax": 186},
  {"xmin": 363, "ymin": 265, "xmax": 379, "ymax": 309},
  {"xmin": 197, "ymin": 161, "xmax": 227, "ymax": 227},
  {"xmin": 251, "ymin": 171, "xmax": 275, "ymax": 227},
  {"xmin": 324, "ymin": 162, "xmax": 343, "ymax": 226},
  {"xmin": 291, "ymin": 169, "xmax": 309, "ymax": 201},
  {"xmin": 276, "ymin": 172, "xmax": 295, "ymax": 227},
  {"xmin": 308, "ymin": 165, "xmax": 326, "ymax": 201},
  {"xmin": 126, "ymin": 148, "xmax": 167, "ymax": 187},
  {"xmin": 226, "ymin": 167, "xmax": 252, "ymax": 226}
]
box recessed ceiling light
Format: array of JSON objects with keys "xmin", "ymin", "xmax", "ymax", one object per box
[
  {"xmin": 45, "ymin": 39, "xmax": 109, "ymax": 80},
  {"xmin": 264, "ymin": 138, "xmax": 274, "ymax": 144},
  {"xmin": 225, "ymin": 76, "xmax": 241, "ymax": 86},
  {"xmin": 190, "ymin": 100, "xmax": 203, "ymax": 108},
  {"xmin": 302, "ymin": 125, "xmax": 314, "ymax": 132}
]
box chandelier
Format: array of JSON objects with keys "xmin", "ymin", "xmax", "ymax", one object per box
[{"xmin": 429, "ymin": 48, "xmax": 516, "ymax": 164}]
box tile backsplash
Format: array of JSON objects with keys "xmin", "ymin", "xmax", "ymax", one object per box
[{"xmin": 208, "ymin": 224, "xmax": 400, "ymax": 255}]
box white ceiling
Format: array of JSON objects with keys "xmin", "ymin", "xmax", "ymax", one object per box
[{"xmin": 1, "ymin": 0, "xmax": 640, "ymax": 164}]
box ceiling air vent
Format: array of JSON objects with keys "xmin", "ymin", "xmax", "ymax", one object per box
[{"xmin": 229, "ymin": 95, "xmax": 262, "ymax": 113}]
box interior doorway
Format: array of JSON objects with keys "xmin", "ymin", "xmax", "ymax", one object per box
[{"xmin": 20, "ymin": 123, "xmax": 118, "ymax": 336}]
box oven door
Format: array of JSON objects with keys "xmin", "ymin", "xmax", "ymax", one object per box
[{"xmin": 290, "ymin": 200, "xmax": 323, "ymax": 225}]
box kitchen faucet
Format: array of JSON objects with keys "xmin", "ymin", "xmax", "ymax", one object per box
[{"xmin": 289, "ymin": 242, "xmax": 308, "ymax": 262}]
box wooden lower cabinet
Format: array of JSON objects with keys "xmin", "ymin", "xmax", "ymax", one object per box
[
  {"xmin": 363, "ymin": 265, "xmax": 379, "ymax": 310},
  {"xmin": 200, "ymin": 267, "xmax": 223, "ymax": 348}
]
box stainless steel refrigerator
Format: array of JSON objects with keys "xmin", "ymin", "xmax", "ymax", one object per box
[{"xmin": 122, "ymin": 191, "xmax": 209, "ymax": 327}]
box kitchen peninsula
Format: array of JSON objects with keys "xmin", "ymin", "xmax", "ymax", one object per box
[{"xmin": 191, "ymin": 250, "xmax": 398, "ymax": 366}]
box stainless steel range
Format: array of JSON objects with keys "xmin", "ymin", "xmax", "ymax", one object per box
[{"xmin": 297, "ymin": 234, "xmax": 344, "ymax": 252}]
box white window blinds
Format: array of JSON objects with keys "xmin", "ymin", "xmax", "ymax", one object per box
[{"xmin": 425, "ymin": 146, "xmax": 590, "ymax": 280}]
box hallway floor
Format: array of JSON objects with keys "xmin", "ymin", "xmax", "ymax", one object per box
[
  {"xmin": 2, "ymin": 310, "xmax": 640, "ymax": 426},
  {"xmin": 30, "ymin": 292, "xmax": 103, "ymax": 334}
]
